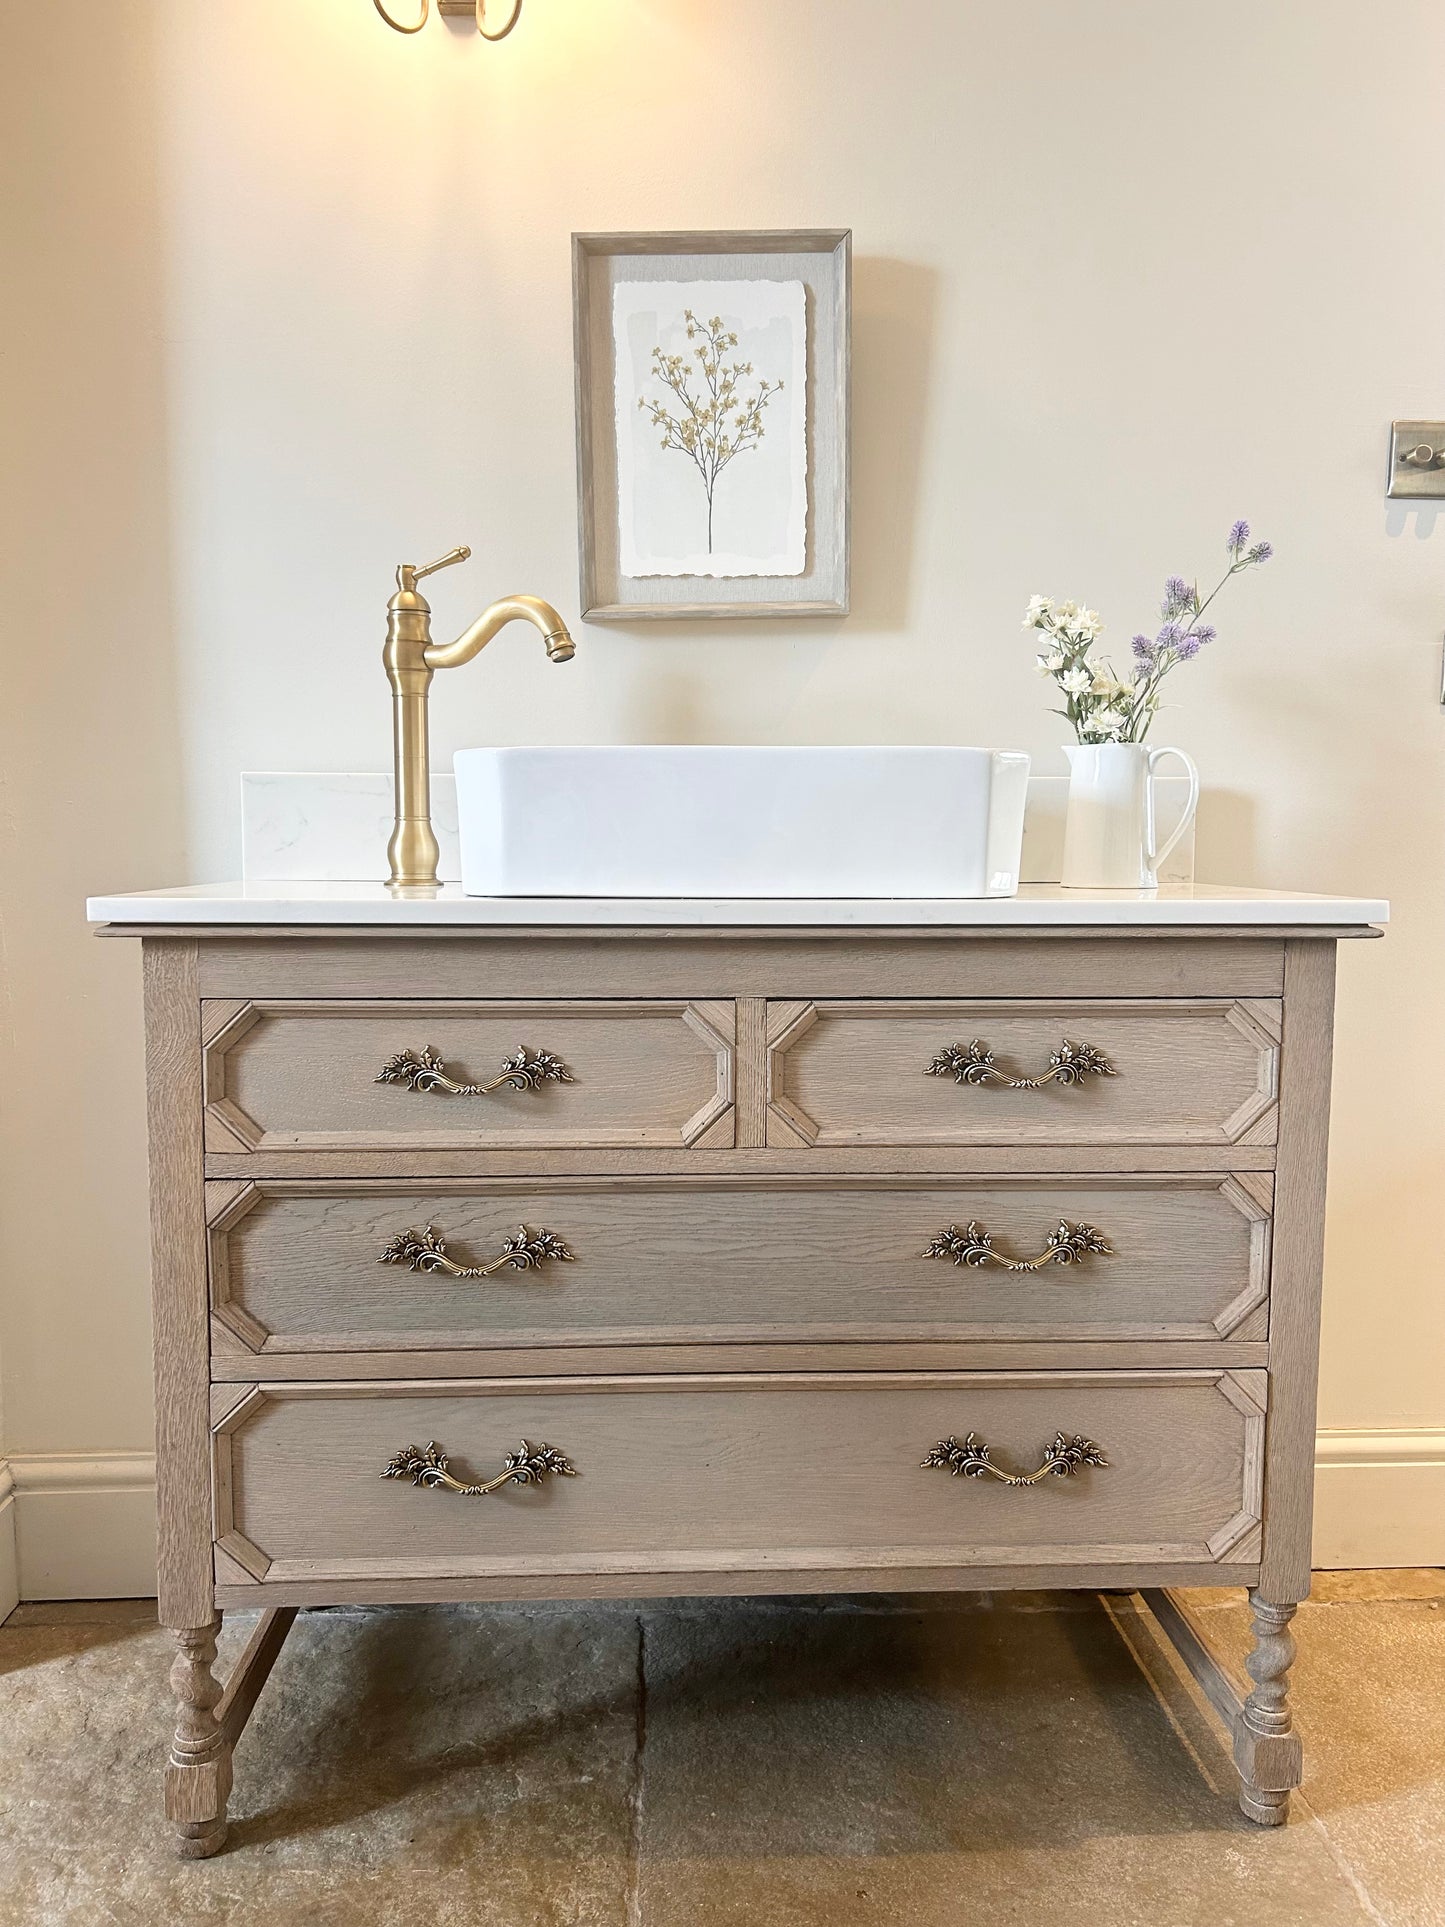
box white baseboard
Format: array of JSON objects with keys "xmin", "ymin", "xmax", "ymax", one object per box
[
  {"xmin": 0, "ymin": 1464, "xmax": 18, "ymax": 1621},
  {"xmin": 1311, "ymin": 1429, "xmax": 1445, "ymax": 1569},
  {"xmin": 0, "ymin": 1434, "xmax": 1438, "ymax": 1607},
  {"xmin": 2, "ymin": 1452, "xmax": 157, "ymax": 1602}
]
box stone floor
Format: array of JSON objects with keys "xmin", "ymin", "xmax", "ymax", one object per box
[{"xmin": 0, "ymin": 1575, "xmax": 1441, "ymax": 1926}]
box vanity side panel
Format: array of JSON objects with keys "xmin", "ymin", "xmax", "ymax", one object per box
[
  {"xmin": 144, "ymin": 940, "xmax": 215, "ymax": 1629},
  {"xmin": 1259, "ymin": 939, "xmax": 1338, "ymax": 1600}
]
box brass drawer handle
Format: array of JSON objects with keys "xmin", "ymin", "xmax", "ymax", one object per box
[
  {"xmin": 923, "ymin": 1431, "xmax": 1108, "ymax": 1486},
  {"xmin": 923, "ymin": 1219, "xmax": 1112, "ymax": 1272},
  {"xmin": 381, "ymin": 1222, "xmax": 575, "ymax": 1279},
  {"xmin": 926, "ymin": 1037, "xmax": 1116, "ymax": 1090},
  {"xmin": 376, "ymin": 1044, "xmax": 574, "ymax": 1097},
  {"xmin": 383, "ymin": 1438, "xmax": 577, "ymax": 1497}
]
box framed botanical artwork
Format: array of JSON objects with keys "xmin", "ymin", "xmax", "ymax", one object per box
[{"xmin": 572, "ymin": 229, "xmax": 850, "ymax": 620}]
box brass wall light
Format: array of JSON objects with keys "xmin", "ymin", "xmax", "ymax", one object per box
[{"xmin": 374, "ymin": 0, "xmax": 522, "ymax": 35}]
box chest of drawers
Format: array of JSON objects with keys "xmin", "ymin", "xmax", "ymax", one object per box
[{"xmin": 111, "ymin": 910, "xmax": 1375, "ymax": 1855}]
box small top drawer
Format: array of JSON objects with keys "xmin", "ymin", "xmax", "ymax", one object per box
[
  {"xmin": 766, "ymin": 999, "xmax": 1280, "ymax": 1148},
  {"xmin": 202, "ymin": 1000, "xmax": 736, "ymax": 1153}
]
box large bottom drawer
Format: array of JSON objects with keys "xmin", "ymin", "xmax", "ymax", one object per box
[{"xmin": 213, "ymin": 1370, "xmax": 1265, "ymax": 1587}]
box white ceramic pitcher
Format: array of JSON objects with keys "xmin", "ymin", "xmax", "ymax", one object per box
[{"xmin": 1060, "ymin": 743, "xmax": 1199, "ymax": 890}]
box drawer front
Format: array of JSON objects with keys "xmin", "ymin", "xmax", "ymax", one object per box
[
  {"xmin": 766, "ymin": 999, "xmax": 1280, "ymax": 1147},
  {"xmin": 212, "ymin": 1370, "xmax": 1266, "ymax": 1587},
  {"xmin": 202, "ymin": 1000, "xmax": 735, "ymax": 1152},
  {"xmin": 208, "ymin": 1175, "xmax": 1271, "ymax": 1355}
]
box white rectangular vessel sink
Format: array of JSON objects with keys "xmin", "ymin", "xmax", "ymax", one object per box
[{"xmin": 453, "ymin": 746, "xmax": 1030, "ymax": 899}]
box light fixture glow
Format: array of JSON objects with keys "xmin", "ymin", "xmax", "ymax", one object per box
[{"xmin": 373, "ymin": 0, "xmax": 523, "ymax": 38}]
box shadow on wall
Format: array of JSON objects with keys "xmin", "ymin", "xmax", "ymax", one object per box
[
  {"xmin": 850, "ymin": 257, "xmax": 939, "ymax": 630},
  {"xmin": 580, "ymin": 254, "xmax": 939, "ymax": 663},
  {"xmin": 629, "ymin": 672, "xmax": 719, "ymax": 745},
  {"xmin": 1194, "ymin": 791, "xmax": 1260, "ymax": 887},
  {"xmin": 0, "ymin": 0, "xmax": 188, "ymax": 1457}
]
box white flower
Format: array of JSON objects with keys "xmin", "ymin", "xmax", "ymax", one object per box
[
  {"xmin": 1055, "ymin": 599, "xmax": 1079, "ymax": 620},
  {"xmin": 1036, "ymin": 651, "xmax": 1066, "ymax": 677},
  {"xmin": 1058, "ymin": 665, "xmax": 1093, "ymax": 695},
  {"xmin": 1091, "ymin": 707, "xmax": 1127, "ymax": 737},
  {"xmin": 1089, "ymin": 664, "xmax": 1127, "ymax": 698},
  {"xmin": 1022, "ymin": 594, "xmax": 1053, "ymax": 628},
  {"xmin": 1062, "ymin": 606, "xmax": 1102, "ymax": 642}
]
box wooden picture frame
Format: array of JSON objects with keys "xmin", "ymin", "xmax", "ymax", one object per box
[{"xmin": 572, "ymin": 229, "xmax": 851, "ymax": 621}]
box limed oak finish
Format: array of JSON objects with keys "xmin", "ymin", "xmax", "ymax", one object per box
[{"xmin": 107, "ymin": 908, "xmax": 1375, "ymax": 1855}]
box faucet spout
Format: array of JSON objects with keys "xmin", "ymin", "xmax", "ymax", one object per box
[
  {"xmin": 425, "ymin": 594, "xmax": 575, "ymax": 671},
  {"xmin": 383, "ymin": 560, "xmax": 576, "ymax": 891}
]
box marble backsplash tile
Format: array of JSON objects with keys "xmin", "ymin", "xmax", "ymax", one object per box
[
  {"xmin": 239, "ymin": 771, "xmax": 1195, "ymax": 888},
  {"xmin": 241, "ymin": 772, "xmax": 463, "ymax": 883}
]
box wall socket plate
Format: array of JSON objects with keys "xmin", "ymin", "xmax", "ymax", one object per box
[{"xmin": 1387, "ymin": 421, "xmax": 1445, "ymax": 498}]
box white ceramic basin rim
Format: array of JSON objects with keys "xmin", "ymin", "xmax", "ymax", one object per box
[{"xmin": 453, "ymin": 745, "xmax": 1030, "ymax": 900}]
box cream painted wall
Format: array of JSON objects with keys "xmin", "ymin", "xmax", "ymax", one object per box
[{"xmin": 2, "ymin": 1, "xmax": 1442, "ymax": 1553}]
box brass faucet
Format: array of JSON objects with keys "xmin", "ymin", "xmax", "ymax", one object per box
[{"xmin": 383, "ymin": 546, "xmax": 575, "ymax": 890}]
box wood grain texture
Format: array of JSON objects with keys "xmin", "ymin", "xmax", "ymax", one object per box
[
  {"xmin": 211, "ymin": 1370, "xmax": 1264, "ymax": 1588},
  {"xmin": 215, "ymin": 1607, "xmax": 298, "ymax": 1750},
  {"xmin": 767, "ymin": 999, "xmax": 1280, "ymax": 1148},
  {"xmin": 202, "ymin": 999, "xmax": 736, "ymax": 1155},
  {"xmin": 203, "ymin": 1142, "xmax": 1280, "ymax": 1182},
  {"xmin": 192, "ymin": 934, "xmax": 1288, "ymax": 1003},
  {"xmin": 205, "ymin": 1173, "xmax": 1271, "ymax": 1355},
  {"xmin": 216, "ymin": 1560, "xmax": 1263, "ymax": 1611},
  {"xmin": 1259, "ymin": 941, "xmax": 1338, "ymax": 1599},
  {"xmin": 736, "ymin": 997, "xmax": 768, "ymax": 1148},
  {"xmin": 165, "ymin": 1618, "xmax": 231, "ymax": 1858},
  {"xmin": 213, "ymin": 1542, "xmax": 258, "ymax": 1591},
  {"xmin": 1139, "ymin": 1587, "xmax": 1246, "ymax": 1730},
  {"xmin": 209, "ymin": 1331, "xmax": 1269, "ymax": 1381},
  {"xmin": 145, "ymin": 941, "xmax": 215, "ymax": 1630},
  {"xmin": 121, "ymin": 916, "xmax": 1350, "ymax": 1841},
  {"xmin": 1234, "ymin": 1592, "xmax": 1303, "ymax": 1823}
]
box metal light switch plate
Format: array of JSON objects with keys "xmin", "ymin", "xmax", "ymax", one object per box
[{"xmin": 1387, "ymin": 421, "xmax": 1445, "ymax": 498}]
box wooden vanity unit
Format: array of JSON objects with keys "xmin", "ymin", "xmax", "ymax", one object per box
[{"xmin": 88, "ymin": 881, "xmax": 1383, "ymax": 1856}]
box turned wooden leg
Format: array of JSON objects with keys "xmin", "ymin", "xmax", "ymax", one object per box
[
  {"xmin": 166, "ymin": 1617, "xmax": 233, "ymax": 1858},
  {"xmin": 1232, "ymin": 1591, "xmax": 1303, "ymax": 1826}
]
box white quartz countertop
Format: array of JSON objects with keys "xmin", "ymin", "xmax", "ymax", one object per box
[{"xmin": 86, "ymin": 880, "xmax": 1389, "ymax": 929}]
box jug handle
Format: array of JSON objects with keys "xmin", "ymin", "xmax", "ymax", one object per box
[{"xmin": 1146, "ymin": 747, "xmax": 1200, "ymax": 876}]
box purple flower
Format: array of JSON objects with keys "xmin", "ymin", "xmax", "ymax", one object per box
[
  {"xmin": 1162, "ymin": 575, "xmax": 1194, "ymax": 617},
  {"xmin": 1228, "ymin": 520, "xmax": 1250, "ymax": 554},
  {"xmin": 1246, "ymin": 541, "xmax": 1273, "ymax": 564},
  {"xmin": 1156, "ymin": 620, "xmax": 1185, "ymax": 649},
  {"xmin": 1176, "ymin": 635, "xmax": 1202, "ymax": 660},
  {"xmin": 1132, "ymin": 633, "xmax": 1157, "ymax": 664},
  {"xmin": 1191, "ymin": 624, "xmax": 1217, "ymax": 647}
]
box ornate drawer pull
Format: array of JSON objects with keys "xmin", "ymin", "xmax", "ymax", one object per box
[
  {"xmin": 926, "ymin": 1037, "xmax": 1116, "ymax": 1089},
  {"xmin": 380, "ymin": 1222, "xmax": 575, "ymax": 1279},
  {"xmin": 376, "ymin": 1044, "xmax": 574, "ymax": 1097},
  {"xmin": 923, "ymin": 1431, "xmax": 1108, "ymax": 1486},
  {"xmin": 923, "ymin": 1219, "xmax": 1112, "ymax": 1272},
  {"xmin": 383, "ymin": 1438, "xmax": 577, "ymax": 1497}
]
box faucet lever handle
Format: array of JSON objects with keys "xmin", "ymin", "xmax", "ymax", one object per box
[{"xmin": 400, "ymin": 547, "xmax": 473, "ymax": 592}]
